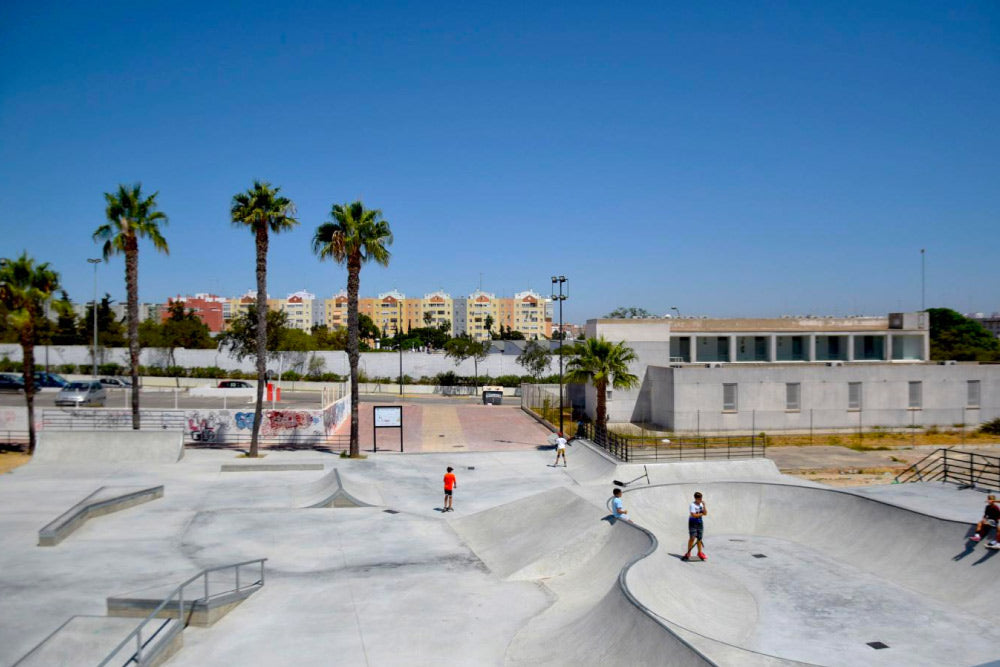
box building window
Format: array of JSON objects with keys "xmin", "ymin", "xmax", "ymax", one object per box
[
  {"xmin": 723, "ymin": 383, "xmax": 738, "ymax": 411},
  {"xmin": 786, "ymin": 383, "xmax": 801, "ymax": 411},
  {"xmin": 968, "ymin": 380, "xmax": 981, "ymax": 408},
  {"xmin": 848, "ymin": 382, "xmax": 862, "ymax": 410},
  {"xmin": 908, "ymin": 381, "xmax": 922, "ymax": 409}
]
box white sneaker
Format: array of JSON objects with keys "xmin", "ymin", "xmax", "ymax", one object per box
[{"xmin": 988, "ymin": 541, "xmax": 999, "ymax": 548}]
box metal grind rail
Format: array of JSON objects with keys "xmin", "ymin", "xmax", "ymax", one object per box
[
  {"xmin": 895, "ymin": 448, "xmax": 1000, "ymax": 489},
  {"xmin": 99, "ymin": 558, "xmax": 266, "ymax": 667},
  {"xmin": 576, "ymin": 422, "xmax": 766, "ymax": 463}
]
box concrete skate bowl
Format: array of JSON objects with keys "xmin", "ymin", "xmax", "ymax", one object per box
[
  {"xmin": 623, "ymin": 482, "xmax": 1000, "ymax": 667},
  {"xmin": 451, "ymin": 487, "xmax": 713, "ymax": 666}
]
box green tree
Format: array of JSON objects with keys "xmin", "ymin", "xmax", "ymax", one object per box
[
  {"xmin": 423, "ymin": 311, "xmax": 434, "ymax": 326},
  {"xmin": 565, "ymin": 336, "xmax": 639, "ymax": 440},
  {"xmin": 0, "ymin": 253, "xmax": 60, "ymax": 454},
  {"xmin": 277, "ymin": 327, "xmax": 315, "ymax": 352},
  {"xmin": 81, "ymin": 294, "xmax": 127, "ymax": 348},
  {"xmin": 516, "ymin": 340, "xmax": 551, "ymax": 379},
  {"xmin": 606, "ymin": 306, "xmax": 655, "ymax": 319},
  {"xmin": 484, "ymin": 314, "xmax": 495, "ymax": 338},
  {"xmin": 444, "ymin": 336, "xmax": 491, "ymax": 389},
  {"xmin": 231, "ymin": 181, "xmax": 298, "ymax": 457},
  {"xmin": 156, "ymin": 301, "xmax": 215, "ymax": 365},
  {"xmin": 51, "ymin": 291, "xmax": 84, "ymax": 345},
  {"xmin": 928, "ymin": 308, "xmax": 1000, "ymax": 361},
  {"xmin": 94, "ymin": 183, "xmax": 169, "ymax": 429},
  {"xmin": 358, "ymin": 313, "xmax": 381, "ymax": 350},
  {"xmin": 218, "ymin": 306, "xmax": 291, "ymax": 360},
  {"xmin": 313, "ymin": 201, "xmax": 393, "ymax": 457}
]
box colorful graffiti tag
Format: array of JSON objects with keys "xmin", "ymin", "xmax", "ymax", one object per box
[{"xmin": 234, "ymin": 410, "xmax": 321, "ymax": 436}]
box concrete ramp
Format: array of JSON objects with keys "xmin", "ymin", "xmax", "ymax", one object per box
[
  {"xmin": 454, "ymin": 487, "xmax": 712, "ymax": 665},
  {"xmin": 14, "ymin": 615, "xmax": 182, "ymax": 667},
  {"xmin": 566, "ymin": 439, "xmax": 784, "ymax": 487},
  {"xmin": 33, "ymin": 431, "xmax": 184, "ymax": 464},
  {"xmin": 623, "ymin": 482, "xmax": 1000, "ymax": 666},
  {"xmin": 294, "ymin": 468, "xmax": 384, "ymax": 508}
]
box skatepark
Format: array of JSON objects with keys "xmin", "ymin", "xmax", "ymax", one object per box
[{"xmin": 1, "ymin": 400, "xmax": 998, "ymax": 666}]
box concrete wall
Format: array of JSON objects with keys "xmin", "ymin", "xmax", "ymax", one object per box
[
  {"xmin": 646, "ymin": 363, "xmax": 1000, "ymax": 433},
  {"xmin": 0, "ymin": 344, "xmax": 560, "ymax": 379}
]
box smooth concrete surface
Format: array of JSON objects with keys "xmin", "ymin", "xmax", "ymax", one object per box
[
  {"xmin": 38, "ymin": 485, "xmax": 164, "ymax": 546},
  {"xmin": 33, "ymin": 430, "xmax": 185, "ymax": 463},
  {"xmin": 14, "ymin": 615, "xmax": 181, "ymax": 667},
  {"xmin": 624, "ymin": 482, "xmax": 1000, "ymax": 666},
  {"xmin": 3, "ymin": 441, "xmax": 999, "ymax": 666}
]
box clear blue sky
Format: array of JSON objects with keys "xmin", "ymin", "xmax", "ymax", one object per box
[{"xmin": 2, "ymin": 1, "xmax": 998, "ymax": 323}]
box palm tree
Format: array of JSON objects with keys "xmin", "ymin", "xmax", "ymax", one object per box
[
  {"xmin": 230, "ymin": 181, "xmax": 298, "ymax": 458},
  {"xmin": 0, "ymin": 253, "xmax": 60, "ymax": 455},
  {"xmin": 565, "ymin": 336, "xmax": 639, "ymax": 441},
  {"xmin": 94, "ymin": 184, "xmax": 169, "ymax": 430},
  {"xmin": 313, "ymin": 201, "xmax": 393, "ymax": 457}
]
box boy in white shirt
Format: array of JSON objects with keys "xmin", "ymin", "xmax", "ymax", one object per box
[{"xmin": 681, "ymin": 491, "xmax": 708, "ymax": 561}]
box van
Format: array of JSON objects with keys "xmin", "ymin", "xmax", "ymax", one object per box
[
  {"xmin": 481, "ymin": 386, "xmax": 504, "ymax": 405},
  {"xmin": 56, "ymin": 380, "xmax": 107, "ymax": 407}
]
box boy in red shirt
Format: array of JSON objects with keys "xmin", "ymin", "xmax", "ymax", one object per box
[{"xmin": 443, "ymin": 467, "xmax": 457, "ymax": 512}]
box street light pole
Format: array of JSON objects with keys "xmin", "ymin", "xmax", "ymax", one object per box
[
  {"xmin": 551, "ymin": 276, "xmax": 568, "ymax": 434},
  {"xmin": 920, "ymin": 248, "xmax": 925, "ymax": 311},
  {"xmin": 87, "ymin": 258, "xmax": 101, "ymax": 377},
  {"xmin": 671, "ymin": 306, "xmax": 681, "ymax": 318}
]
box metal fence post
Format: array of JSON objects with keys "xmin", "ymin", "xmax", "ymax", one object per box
[{"xmin": 810, "ymin": 409, "xmax": 813, "ymax": 445}]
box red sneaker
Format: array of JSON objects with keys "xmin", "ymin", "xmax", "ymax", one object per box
[{"xmin": 698, "ymin": 552, "xmax": 707, "ymax": 561}]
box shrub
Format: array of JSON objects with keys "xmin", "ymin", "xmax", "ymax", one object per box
[
  {"xmin": 435, "ymin": 371, "xmax": 459, "ymax": 386},
  {"xmin": 57, "ymin": 364, "xmax": 78, "ymax": 374},
  {"xmin": 189, "ymin": 366, "xmax": 226, "ymax": 379},
  {"xmin": 98, "ymin": 363, "xmax": 123, "ymax": 376},
  {"xmin": 283, "ymin": 371, "xmax": 301, "ymax": 381},
  {"xmin": 980, "ymin": 418, "xmax": 1000, "ymax": 436}
]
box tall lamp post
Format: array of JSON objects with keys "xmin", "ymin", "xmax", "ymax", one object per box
[
  {"xmin": 920, "ymin": 248, "xmax": 925, "ymax": 311},
  {"xmin": 551, "ymin": 276, "xmax": 568, "ymax": 434},
  {"xmin": 87, "ymin": 258, "xmax": 101, "ymax": 377},
  {"xmin": 671, "ymin": 306, "xmax": 681, "ymax": 318}
]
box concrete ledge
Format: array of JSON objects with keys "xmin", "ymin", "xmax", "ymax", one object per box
[
  {"xmin": 39, "ymin": 486, "xmax": 164, "ymax": 546},
  {"xmin": 33, "ymin": 430, "xmax": 184, "ymax": 463},
  {"xmin": 13, "ymin": 615, "xmax": 182, "ymax": 667},
  {"xmin": 107, "ymin": 584, "xmax": 262, "ymax": 627},
  {"xmin": 221, "ymin": 463, "xmax": 325, "ymax": 472}
]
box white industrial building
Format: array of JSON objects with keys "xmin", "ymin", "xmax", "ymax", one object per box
[{"xmin": 583, "ymin": 314, "xmax": 1000, "ymax": 433}]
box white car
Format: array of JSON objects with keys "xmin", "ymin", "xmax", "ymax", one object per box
[
  {"xmin": 99, "ymin": 377, "xmax": 132, "ymax": 388},
  {"xmin": 56, "ymin": 381, "xmax": 107, "ymax": 407}
]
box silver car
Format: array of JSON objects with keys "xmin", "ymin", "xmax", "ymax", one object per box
[{"xmin": 55, "ymin": 380, "xmax": 107, "ymax": 407}]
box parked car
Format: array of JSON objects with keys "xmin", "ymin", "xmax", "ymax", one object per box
[
  {"xmin": 34, "ymin": 372, "xmax": 68, "ymax": 388},
  {"xmin": 55, "ymin": 380, "xmax": 107, "ymax": 407},
  {"xmin": 0, "ymin": 373, "xmax": 24, "ymax": 392},
  {"xmin": 99, "ymin": 377, "xmax": 132, "ymax": 388},
  {"xmin": 218, "ymin": 380, "xmax": 252, "ymax": 389}
]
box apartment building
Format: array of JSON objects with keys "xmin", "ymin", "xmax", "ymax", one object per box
[
  {"xmin": 360, "ymin": 290, "xmax": 407, "ymax": 337},
  {"xmin": 511, "ymin": 290, "xmax": 550, "ymax": 339},
  {"xmin": 453, "ymin": 290, "xmax": 551, "ymax": 340},
  {"xmin": 422, "ymin": 291, "xmax": 453, "ymax": 332},
  {"xmin": 453, "ymin": 290, "xmax": 500, "ymax": 341},
  {"xmin": 162, "ymin": 294, "xmax": 226, "ymax": 332},
  {"xmin": 276, "ymin": 290, "xmax": 322, "ymax": 333},
  {"xmin": 324, "ymin": 291, "xmax": 349, "ymax": 330}
]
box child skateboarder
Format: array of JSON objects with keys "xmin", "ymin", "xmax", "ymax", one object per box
[
  {"xmin": 443, "ymin": 467, "xmax": 457, "ymax": 512},
  {"xmin": 681, "ymin": 491, "xmax": 708, "ymax": 561},
  {"xmin": 553, "ymin": 432, "xmax": 567, "ymax": 467},
  {"xmin": 970, "ymin": 494, "xmax": 999, "ymax": 546}
]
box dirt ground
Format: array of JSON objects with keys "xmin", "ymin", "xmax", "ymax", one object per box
[{"xmin": 0, "ymin": 450, "xmax": 30, "ymax": 475}]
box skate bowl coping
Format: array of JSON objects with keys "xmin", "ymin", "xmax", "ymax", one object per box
[
  {"xmin": 38, "ymin": 486, "xmax": 164, "ymax": 546},
  {"xmin": 622, "ymin": 482, "xmax": 999, "ymax": 665},
  {"xmin": 32, "ymin": 431, "xmax": 184, "ymax": 464}
]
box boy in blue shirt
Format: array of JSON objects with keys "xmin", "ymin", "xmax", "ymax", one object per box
[{"xmin": 611, "ymin": 488, "xmax": 631, "ymax": 522}]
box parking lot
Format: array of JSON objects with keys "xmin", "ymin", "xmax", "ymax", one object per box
[{"xmin": 0, "ymin": 388, "xmax": 332, "ymax": 411}]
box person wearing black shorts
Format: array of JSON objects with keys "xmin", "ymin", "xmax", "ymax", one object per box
[{"xmin": 682, "ymin": 491, "xmax": 707, "ymax": 561}]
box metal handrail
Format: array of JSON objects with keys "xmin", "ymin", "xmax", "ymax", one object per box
[
  {"xmin": 895, "ymin": 448, "xmax": 1000, "ymax": 488},
  {"xmin": 99, "ymin": 558, "xmax": 267, "ymax": 667}
]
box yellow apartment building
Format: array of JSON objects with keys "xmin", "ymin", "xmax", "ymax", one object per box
[
  {"xmin": 323, "ymin": 291, "xmax": 349, "ymax": 330},
  {"xmin": 421, "ymin": 291, "xmax": 453, "ymax": 332}
]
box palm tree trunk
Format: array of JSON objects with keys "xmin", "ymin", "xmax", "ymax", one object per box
[
  {"xmin": 347, "ymin": 255, "xmax": 361, "ymax": 457},
  {"xmin": 250, "ymin": 229, "xmax": 269, "ymax": 458},
  {"xmin": 125, "ymin": 242, "xmax": 141, "ymax": 430},
  {"xmin": 21, "ymin": 331, "xmax": 37, "ymax": 456}
]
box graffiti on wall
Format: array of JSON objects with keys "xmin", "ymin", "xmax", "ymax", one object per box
[
  {"xmin": 234, "ymin": 410, "xmax": 321, "ymax": 436},
  {"xmin": 186, "ymin": 410, "xmax": 232, "ymax": 443},
  {"xmin": 322, "ymin": 396, "xmax": 349, "ymax": 435}
]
